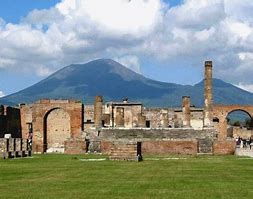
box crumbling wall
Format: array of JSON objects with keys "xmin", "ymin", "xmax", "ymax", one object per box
[
  {"xmin": 230, "ymin": 127, "xmax": 253, "ymax": 138},
  {"xmin": 0, "ymin": 138, "xmax": 31, "ymax": 159},
  {"xmin": 83, "ymin": 105, "xmax": 94, "ymax": 129}
]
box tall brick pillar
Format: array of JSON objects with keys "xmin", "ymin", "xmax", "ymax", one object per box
[
  {"xmin": 94, "ymin": 96, "xmax": 103, "ymax": 129},
  {"xmin": 182, "ymin": 96, "xmax": 191, "ymax": 128},
  {"xmin": 203, "ymin": 61, "xmax": 213, "ymax": 127}
]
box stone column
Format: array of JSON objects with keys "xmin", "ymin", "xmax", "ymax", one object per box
[
  {"xmin": 94, "ymin": 96, "xmax": 103, "ymax": 129},
  {"xmin": 115, "ymin": 107, "xmax": 124, "ymax": 127},
  {"xmin": 162, "ymin": 112, "xmax": 168, "ymax": 128},
  {"xmin": 182, "ymin": 96, "xmax": 191, "ymax": 128},
  {"xmin": 203, "ymin": 61, "xmax": 213, "ymax": 127},
  {"xmin": 137, "ymin": 113, "xmax": 146, "ymax": 128}
]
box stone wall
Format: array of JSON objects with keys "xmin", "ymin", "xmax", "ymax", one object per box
[
  {"xmin": 213, "ymin": 140, "xmax": 236, "ymax": 155},
  {"xmin": 83, "ymin": 105, "xmax": 94, "ymax": 128},
  {"xmin": 64, "ymin": 139, "xmax": 87, "ymax": 154},
  {"xmin": 0, "ymin": 138, "xmax": 31, "ymax": 159},
  {"xmin": 95, "ymin": 129, "xmax": 218, "ymax": 155},
  {"xmin": 109, "ymin": 141, "xmax": 140, "ymax": 161},
  {"xmin": 232, "ymin": 127, "xmax": 253, "ymax": 138},
  {"xmin": 100, "ymin": 141, "xmax": 113, "ymax": 155},
  {"xmin": 142, "ymin": 140, "xmax": 197, "ymax": 155},
  {"xmin": 20, "ymin": 99, "xmax": 83, "ymax": 153},
  {"xmin": 99, "ymin": 128, "xmax": 216, "ymax": 140}
]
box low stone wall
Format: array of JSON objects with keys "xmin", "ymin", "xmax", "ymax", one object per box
[
  {"xmin": 99, "ymin": 128, "xmax": 216, "ymax": 140},
  {"xmin": 0, "ymin": 138, "xmax": 32, "ymax": 159},
  {"xmin": 64, "ymin": 139, "xmax": 86, "ymax": 154},
  {"xmin": 109, "ymin": 141, "xmax": 140, "ymax": 161},
  {"xmin": 101, "ymin": 141, "xmax": 113, "ymax": 155},
  {"xmin": 142, "ymin": 140, "xmax": 198, "ymax": 155},
  {"xmin": 235, "ymin": 148, "xmax": 253, "ymax": 157},
  {"xmin": 213, "ymin": 140, "xmax": 236, "ymax": 155}
]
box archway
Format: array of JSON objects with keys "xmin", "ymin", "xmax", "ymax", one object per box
[
  {"xmin": 43, "ymin": 108, "xmax": 71, "ymax": 153},
  {"xmin": 226, "ymin": 109, "xmax": 253, "ymax": 138}
]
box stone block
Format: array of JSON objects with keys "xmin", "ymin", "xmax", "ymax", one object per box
[{"xmin": 213, "ymin": 140, "xmax": 236, "ymax": 155}]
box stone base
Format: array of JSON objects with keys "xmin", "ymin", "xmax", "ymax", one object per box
[
  {"xmin": 235, "ymin": 148, "xmax": 253, "ymax": 157},
  {"xmin": 213, "ymin": 140, "xmax": 236, "ymax": 155},
  {"xmin": 64, "ymin": 139, "xmax": 86, "ymax": 154},
  {"xmin": 109, "ymin": 141, "xmax": 141, "ymax": 161},
  {"xmin": 46, "ymin": 147, "xmax": 64, "ymax": 153}
]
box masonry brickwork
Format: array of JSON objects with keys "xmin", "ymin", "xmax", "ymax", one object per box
[{"xmin": 2, "ymin": 60, "xmax": 252, "ymax": 157}]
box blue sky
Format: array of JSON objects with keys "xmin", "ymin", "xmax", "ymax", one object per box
[{"xmin": 0, "ymin": 0, "xmax": 253, "ymax": 97}]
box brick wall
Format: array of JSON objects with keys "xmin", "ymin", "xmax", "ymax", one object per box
[
  {"xmin": 213, "ymin": 140, "xmax": 236, "ymax": 155},
  {"xmin": 142, "ymin": 140, "xmax": 198, "ymax": 155},
  {"xmin": 64, "ymin": 139, "xmax": 86, "ymax": 154}
]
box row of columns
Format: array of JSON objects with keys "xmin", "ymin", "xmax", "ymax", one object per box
[{"xmin": 94, "ymin": 61, "xmax": 213, "ymax": 129}]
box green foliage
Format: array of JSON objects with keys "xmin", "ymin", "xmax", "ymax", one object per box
[
  {"xmin": 245, "ymin": 118, "xmax": 253, "ymax": 129},
  {"xmin": 1, "ymin": 154, "xmax": 253, "ymax": 199},
  {"xmin": 232, "ymin": 121, "xmax": 241, "ymax": 126}
]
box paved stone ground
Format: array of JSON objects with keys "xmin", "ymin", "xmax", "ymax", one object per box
[{"xmin": 235, "ymin": 148, "xmax": 253, "ymax": 157}]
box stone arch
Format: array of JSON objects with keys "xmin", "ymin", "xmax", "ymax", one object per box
[
  {"xmin": 43, "ymin": 108, "xmax": 71, "ymax": 153},
  {"xmin": 226, "ymin": 109, "xmax": 252, "ymax": 121}
]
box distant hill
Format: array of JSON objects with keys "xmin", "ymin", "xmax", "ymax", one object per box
[{"xmin": 1, "ymin": 59, "xmax": 253, "ymax": 107}]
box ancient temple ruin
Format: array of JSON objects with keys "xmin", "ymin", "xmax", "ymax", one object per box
[{"xmin": 1, "ymin": 61, "xmax": 252, "ymax": 159}]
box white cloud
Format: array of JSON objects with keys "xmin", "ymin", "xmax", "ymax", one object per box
[
  {"xmin": 0, "ymin": 0, "xmax": 253, "ymax": 92},
  {"xmin": 236, "ymin": 83, "xmax": 253, "ymax": 93},
  {"xmin": 0, "ymin": 91, "xmax": 5, "ymax": 97},
  {"xmin": 56, "ymin": 0, "xmax": 163, "ymax": 35},
  {"xmin": 115, "ymin": 55, "xmax": 141, "ymax": 74}
]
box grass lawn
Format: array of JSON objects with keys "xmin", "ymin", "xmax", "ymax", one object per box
[{"xmin": 0, "ymin": 154, "xmax": 253, "ymax": 199}]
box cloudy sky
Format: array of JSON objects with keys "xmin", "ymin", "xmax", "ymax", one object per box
[{"xmin": 0, "ymin": 0, "xmax": 253, "ymax": 97}]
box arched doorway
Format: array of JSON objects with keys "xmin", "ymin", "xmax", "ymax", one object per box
[
  {"xmin": 226, "ymin": 109, "xmax": 253, "ymax": 138},
  {"xmin": 43, "ymin": 108, "xmax": 71, "ymax": 153}
]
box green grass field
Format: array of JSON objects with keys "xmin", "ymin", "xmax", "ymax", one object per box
[{"xmin": 0, "ymin": 154, "xmax": 253, "ymax": 199}]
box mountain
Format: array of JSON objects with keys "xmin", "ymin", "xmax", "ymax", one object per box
[{"xmin": 1, "ymin": 59, "xmax": 253, "ymax": 107}]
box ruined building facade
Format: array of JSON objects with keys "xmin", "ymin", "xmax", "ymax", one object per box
[{"xmin": 1, "ymin": 61, "xmax": 251, "ymax": 156}]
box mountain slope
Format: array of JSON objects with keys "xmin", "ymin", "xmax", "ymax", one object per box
[{"xmin": 1, "ymin": 59, "xmax": 253, "ymax": 107}]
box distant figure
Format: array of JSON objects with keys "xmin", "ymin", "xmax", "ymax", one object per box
[
  {"xmin": 28, "ymin": 132, "xmax": 33, "ymax": 150},
  {"xmin": 240, "ymin": 139, "xmax": 243, "ymax": 149}
]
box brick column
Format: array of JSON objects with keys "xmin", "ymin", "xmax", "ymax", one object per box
[
  {"xmin": 94, "ymin": 96, "xmax": 103, "ymax": 129},
  {"xmin": 203, "ymin": 61, "xmax": 213, "ymax": 127}
]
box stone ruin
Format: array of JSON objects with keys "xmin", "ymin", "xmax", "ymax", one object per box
[
  {"xmin": 1, "ymin": 60, "xmax": 252, "ymax": 160},
  {"xmin": 0, "ymin": 138, "xmax": 32, "ymax": 159}
]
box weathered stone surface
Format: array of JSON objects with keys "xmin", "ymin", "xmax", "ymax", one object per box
[
  {"xmin": 197, "ymin": 139, "xmax": 213, "ymax": 153},
  {"xmin": 100, "ymin": 141, "xmax": 113, "ymax": 155},
  {"xmin": 213, "ymin": 140, "xmax": 236, "ymax": 155},
  {"xmin": 182, "ymin": 96, "xmax": 191, "ymax": 128},
  {"xmin": 64, "ymin": 139, "xmax": 86, "ymax": 154},
  {"xmin": 109, "ymin": 141, "xmax": 140, "ymax": 161},
  {"xmin": 142, "ymin": 140, "xmax": 197, "ymax": 155},
  {"xmin": 94, "ymin": 96, "xmax": 103, "ymax": 128},
  {"xmin": 213, "ymin": 105, "xmax": 253, "ymax": 140},
  {"xmin": 203, "ymin": 61, "xmax": 213, "ymax": 127},
  {"xmin": 20, "ymin": 99, "xmax": 82, "ymax": 153},
  {"xmin": 99, "ymin": 129, "xmax": 216, "ymax": 140},
  {"xmin": 0, "ymin": 138, "xmax": 31, "ymax": 159}
]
